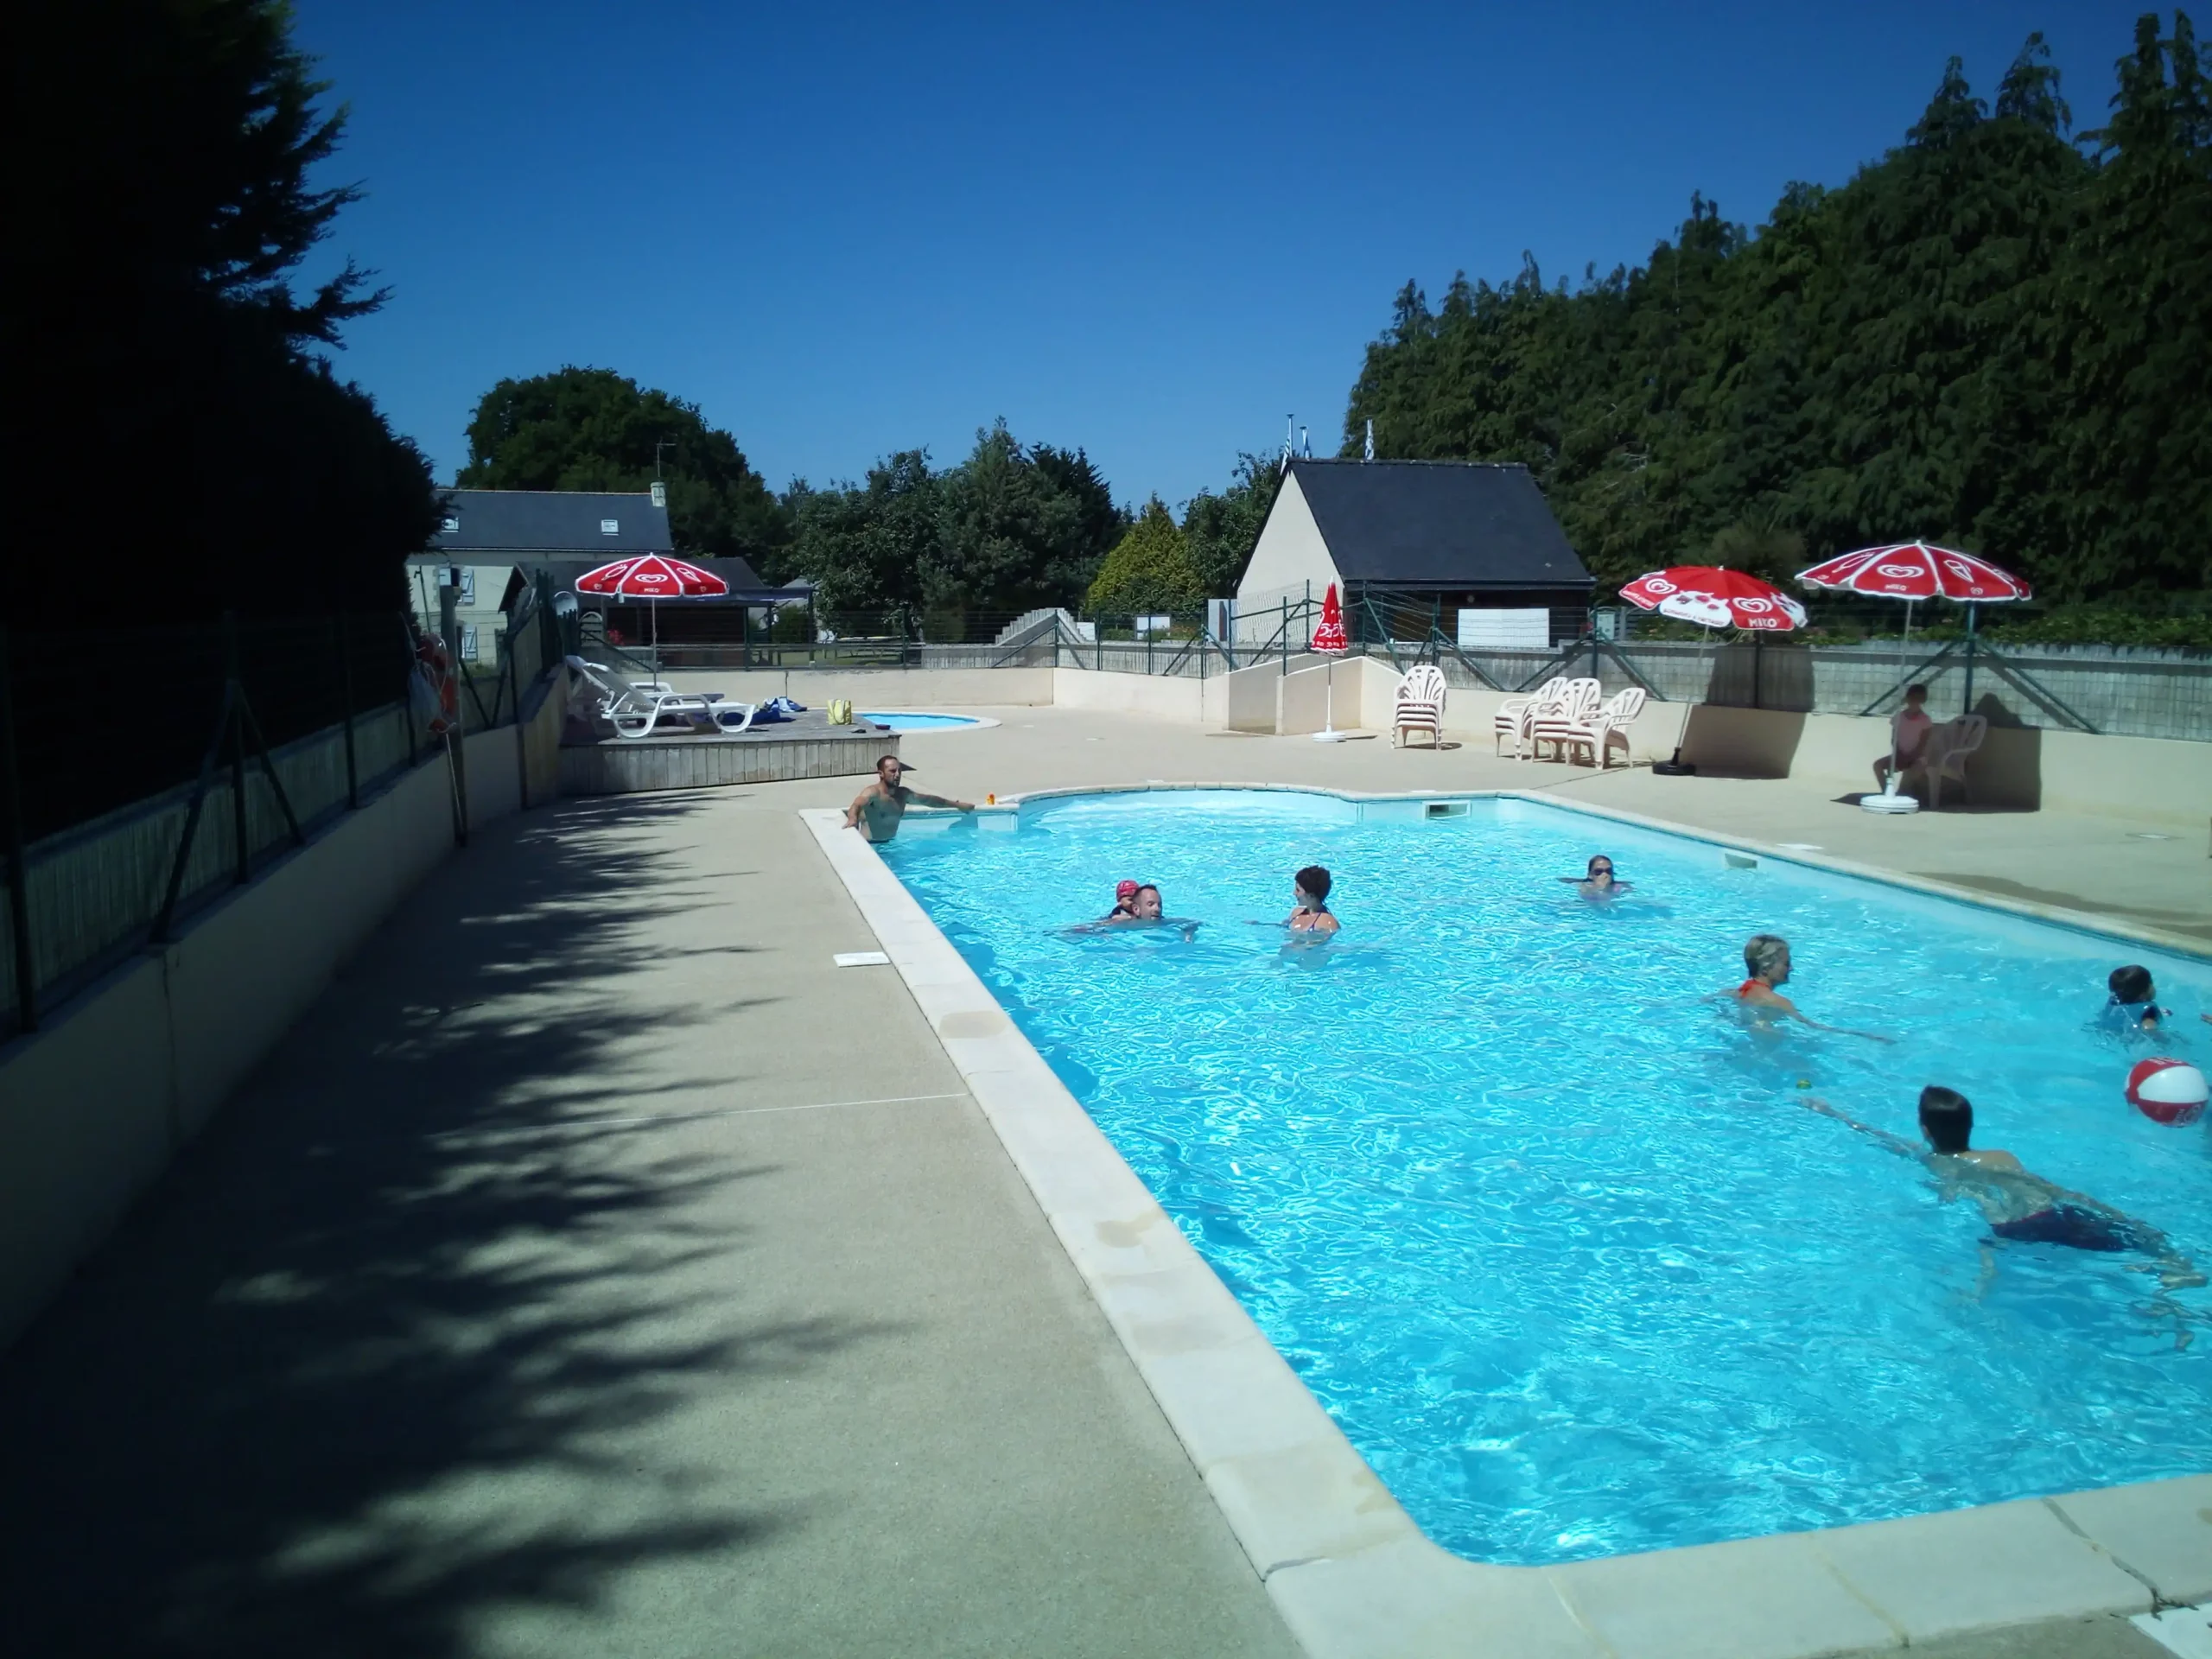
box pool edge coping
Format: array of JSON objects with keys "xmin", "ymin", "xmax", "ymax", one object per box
[{"xmin": 800, "ymin": 800, "xmax": 2209, "ymax": 1659}]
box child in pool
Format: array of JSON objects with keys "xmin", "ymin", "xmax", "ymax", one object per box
[
  {"xmin": 1731, "ymin": 934, "xmax": 1891, "ymax": 1043},
  {"xmin": 1559, "ymin": 855, "xmax": 1632, "ymax": 899},
  {"xmin": 2101, "ymin": 964, "xmax": 2172, "ymax": 1034},
  {"xmin": 1804, "ymin": 1086, "xmax": 2202, "ymax": 1289},
  {"xmin": 1101, "ymin": 879, "xmax": 1139, "ymax": 923}
]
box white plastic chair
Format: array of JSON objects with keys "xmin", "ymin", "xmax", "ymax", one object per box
[
  {"xmin": 1521, "ymin": 678, "xmax": 1604, "ymax": 761},
  {"xmin": 1914, "ymin": 715, "xmax": 1986, "ymax": 808},
  {"xmin": 1493, "ymin": 676, "xmax": 1568, "ymax": 757},
  {"xmin": 1533, "ymin": 686, "xmax": 1647, "ymax": 769},
  {"xmin": 1392, "ymin": 664, "xmax": 1449, "ymax": 748}
]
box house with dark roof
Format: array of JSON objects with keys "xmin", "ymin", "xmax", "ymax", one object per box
[
  {"xmin": 1235, "ymin": 460, "xmax": 1594, "ymax": 648},
  {"xmin": 405, "ymin": 486, "xmax": 799, "ymax": 662}
]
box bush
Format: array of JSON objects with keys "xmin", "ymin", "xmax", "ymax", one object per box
[{"xmin": 1087, "ymin": 498, "xmax": 1205, "ymax": 615}]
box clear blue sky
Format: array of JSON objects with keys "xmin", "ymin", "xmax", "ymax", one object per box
[{"xmin": 292, "ymin": 1, "xmax": 2158, "ymax": 509}]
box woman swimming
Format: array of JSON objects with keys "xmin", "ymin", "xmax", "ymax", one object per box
[
  {"xmin": 1285, "ymin": 866, "xmax": 1340, "ymax": 936},
  {"xmin": 1731, "ymin": 934, "xmax": 1891, "ymax": 1043},
  {"xmin": 1560, "ymin": 855, "xmax": 1631, "ymax": 899}
]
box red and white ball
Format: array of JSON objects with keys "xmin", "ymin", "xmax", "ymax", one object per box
[{"xmin": 2125, "ymin": 1058, "xmax": 2209, "ymax": 1127}]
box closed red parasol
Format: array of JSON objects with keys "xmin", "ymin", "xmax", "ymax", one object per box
[
  {"xmin": 1311, "ymin": 584, "xmax": 1350, "ymax": 741},
  {"xmin": 574, "ymin": 555, "xmax": 729, "ymax": 669},
  {"xmin": 1618, "ymin": 566, "xmax": 1808, "ymax": 632}
]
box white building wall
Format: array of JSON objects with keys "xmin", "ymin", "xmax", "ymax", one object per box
[{"xmin": 1232, "ymin": 473, "xmax": 1340, "ymax": 645}]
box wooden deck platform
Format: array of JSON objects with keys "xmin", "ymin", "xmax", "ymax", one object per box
[{"xmin": 557, "ymin": 712, "xmax": 895, "ymax": 797}]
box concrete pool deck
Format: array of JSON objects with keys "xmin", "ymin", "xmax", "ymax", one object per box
[{"xmin": 1, "ymin": 702, "xmax": 2202, "ymax": 1656}]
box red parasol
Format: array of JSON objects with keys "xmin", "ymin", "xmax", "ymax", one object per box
[
  {"xmin": 1796, "ymin": 543, "xmax": 2029, "ymax": 816},
  {"xmin": 1796, "ymin": 543, "xmax": 2031, "ymax": 602},
  {"xmin": 1619, "ymin": 567, "xmax": 1804, "ymax": 776},
  {"xmin": 574, "ymin": 554, "xmax": 730, "ymax": 599},
  {"xmin": 1310, "ymin": 583, "xmax": 1349, "ymax": 652},
  {"xmin": 1310, "ymin": 584, "xmax": 1350, "ymax": 741},
  {"xmin": 1618, "ymin": 566, "xmax": 1808, "ymax": 632},
  {"xmin": 574, "ymin": 555, "xmax": 729, "ymax": 670}
]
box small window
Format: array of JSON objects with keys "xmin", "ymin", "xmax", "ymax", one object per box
[
  {"xmin": 458, "ymin": 569, "xmax": 476, "ymax": 604},
  {"xmin": 441, "ymin": 515, "xmax": 461, "ymax": 533},
  {"xmin": 601, "ymin": 518, "xmax": 620, "ymax": 535},
  {"xmin": 460, "ymin": 624, "xmax": 480, "ymax": 661}
]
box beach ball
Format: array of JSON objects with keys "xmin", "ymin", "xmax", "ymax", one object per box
[{"xmin": 2125, "ymin": 1058, "xmax": 2209, "ymax": 1127}]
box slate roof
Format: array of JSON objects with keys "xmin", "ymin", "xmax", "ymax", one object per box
[
  {"xmin": 1289, "ymin": 460, "xmax": 1592, "ymax": 592},
  {"xmin": 427, "ymin": 489, "xmax": 674, "ymax": 555}
]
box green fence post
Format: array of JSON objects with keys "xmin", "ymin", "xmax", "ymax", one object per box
[
  {"xmin": 225, "ymin": 613, "xmax": 250, "ymax": 885},
  {"xmin": 0, "ymin": 628, "xmax": 36, "ymax": 1033},
  {"xmin": 336, "ymin": 614, "xmax": 359, "ymax": 811}
]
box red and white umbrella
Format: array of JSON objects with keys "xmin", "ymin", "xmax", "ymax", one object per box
[
  {"xmin": 1796, "ymin": 543, "xmax": 2031, "ymax": 602},
  {"xmin": 574, "ymin": 555, "xmax": 729, "ymax": 666},
  {"xmin": 1618, "ymin": 567, "xmax": 1804, "ymax": 774},
  {"xmin": 1794, "ymin": 543, "xmax": 2029, "ymax": 815},
  {"xmin": 1310, "ymin": 584, "xmax": 1350, "ymax": 741},
  {"xmin": 1619, "ymin": 566, "xmax": 1808, "ymax": 632},
  {"xmin": 574, "ymin": 554, "xmax": 730, "ymax": 600}
]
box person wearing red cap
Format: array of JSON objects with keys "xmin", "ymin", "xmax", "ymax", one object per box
[{"xmin": 1101, "ymin": 879, "xmax": 1140, "ymax": 922}]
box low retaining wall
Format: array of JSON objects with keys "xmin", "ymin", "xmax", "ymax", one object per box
[
  {"xmin": 558, "ymin": 730, "xmax": 894, "ymax": 796},
  {"xmin": 0, "ymin": 677, "xmax": 567, "ymax": 1352}
]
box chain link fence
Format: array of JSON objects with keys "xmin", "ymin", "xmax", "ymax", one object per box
[{"xmin": 1, "ymin": 600, "xmax": 558, "ymax": 1040}]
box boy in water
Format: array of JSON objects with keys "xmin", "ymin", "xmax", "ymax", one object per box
[
  {"xmin": 1805, "ymin": 1086, "xmax": 2202, "ymax": 1289},
  {"xmin": 1732, "ymin": 934, "xmax": 1891, "ymax": 1043},
  {"xmin": 2101, "ymin": 964, "xmax": 2171, "ymax": 1034}
]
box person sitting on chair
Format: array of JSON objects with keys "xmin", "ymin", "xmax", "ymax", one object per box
[{"xmin": 1872, "ymin": 684, "xmax": 1934, "ymax": 793}]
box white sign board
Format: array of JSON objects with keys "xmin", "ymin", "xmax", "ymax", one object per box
[
  {"xmin": 1457, "ymin": 607, "xmax": 1550, "ymax": 650},
  {"xmin": 1135, "ymin": 614, "xmax": 1172, "ymax": 638}
]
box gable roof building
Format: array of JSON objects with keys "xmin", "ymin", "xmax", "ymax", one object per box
[
  {"xmin": 426, "ymin": 487, "xmax": 676, "ymax": 556},
  {"xmin": 1236, "ymin": 459, "xmax": 1593, "ymax": 644}
]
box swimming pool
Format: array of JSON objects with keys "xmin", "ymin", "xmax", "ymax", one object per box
[
  {"xmin": 880, "ymin": 790, "xmax": 2212, "ymax": 1567},
  {"xmin": 860, "ymin": 711, "xmax": 991, "ymax": 732}
]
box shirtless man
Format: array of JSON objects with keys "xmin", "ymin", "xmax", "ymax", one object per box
[
  {"xmin": 843, "ymin": 755, "xmax": 973, "ymax": 842},
  {"xmin": 1732, "ymin": 934, "xmax": 1891, "ymax": 1043},
  {"xmin": 1806, "ymin": 1086, "xmax": 2203, "ymax": 1290}
]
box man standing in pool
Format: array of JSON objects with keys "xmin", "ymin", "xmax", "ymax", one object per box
[
  {"xmin": 843, "ymin": 755, "xmax": 974, "ymax": 843},
  {"xmin": 1732, "ymin": 934, "xmax": 1891, "ymax": 1043},
  {"xmin": 1804, "ymin": 1087, "xmax": 2203, "ymax": 1290}
]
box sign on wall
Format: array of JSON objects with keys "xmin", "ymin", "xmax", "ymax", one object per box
[{"xmin": 1456, "ymin": 607, "xmax": 1550, "ymax": 650}]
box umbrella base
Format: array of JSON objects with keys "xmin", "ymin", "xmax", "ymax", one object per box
[
  {"xmin": 1860, "ymin": 791, "xmax": 1920, "ymax": 816},
  {"xmin": 1652, "ymin": 747, "xmax": 1696, "ymax": 777},
  {"xmin": 1312, "ymin": 728, "xmax": 1348, "ymax": 743}
]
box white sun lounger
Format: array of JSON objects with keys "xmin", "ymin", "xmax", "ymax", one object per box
[{"xmin": 563, "ymin": 656, "xmax": 755, "ymax": 740}]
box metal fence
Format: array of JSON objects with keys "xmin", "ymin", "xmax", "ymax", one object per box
[{"xmin": 0, "ymin": 600, "xmax": 556, "ymax": 1040}]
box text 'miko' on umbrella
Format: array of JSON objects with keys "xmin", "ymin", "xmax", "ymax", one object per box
[{"xmin": 573, "ymin": 554, "xmax": 730, "ymax": 667}]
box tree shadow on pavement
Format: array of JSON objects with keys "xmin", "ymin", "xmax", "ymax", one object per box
[{"xmin": 0, "ymin": 793, "xmax": 903, "ymax": 1657}]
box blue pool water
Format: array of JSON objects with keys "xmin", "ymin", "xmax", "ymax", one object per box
[
  {"xmin": 861, "ymin": 711, "xmax": 982, "ymax": 731},
  {"xmin": 881, "ymin": 791, "xmax": 2212, "ymax": 1565}
]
